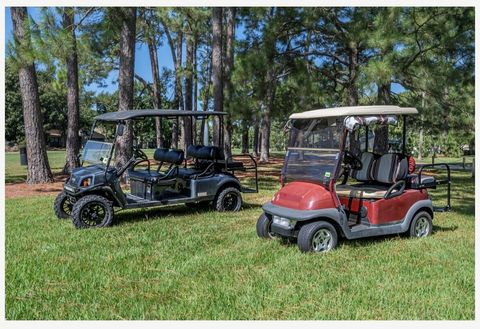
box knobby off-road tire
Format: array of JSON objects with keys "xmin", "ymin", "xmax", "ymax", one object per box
[
  {"xmin": 297, "ymin": 221, "xmax": 338, "ymax": 253},
  {"xmin": 408, "ymin": 211, "xmax": 433, "ymax": 238},
  {"xmin": 72, "ymin": 194, "xmax": 114, "ymax": 229},
  {"xmin": 256, "ymin": 213, "xmax": 276, "ymax": 239},
  {"xmin": 214, "ymin": 187, "xmax": 242, "ymax": 212},
  {"xmin": 53, "ymin": 191, "xmax": 74, "ymax": 219}
]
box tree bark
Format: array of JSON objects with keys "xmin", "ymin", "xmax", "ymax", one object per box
[
  {"xmin": 116, "ymin": 7, "xmax": 136, "ymax": 169},
  {"xmin": 172, "ymin": 31, "xmax": 183, "ymax": 148},
  {"xmin": 212, "ymin": 7, "xmax": 223, "ymax": 147},
  {"xmin": 241, "ymin": 119, "xmax": 249, "ymax": 153},
  {"xmin": 374, "ymin": 83, "xmax": 391, "ymax": 154},
  {"xmin": 253, "ymin": 114, "xmax": 260, "ymax": 157},
  {"xmin": 146, "ymin": 27, "xmax": 164, "ymax": 148},
  {"xmin": 62, "ymin": 8, "xmax": 81, "ymax": 174},
  {"xmin": 223, "ymin": 7, "xmax": 236, "ymax": 158},
  {"xmin": 347, "ymin": 44, "xmax": 359, "ymax": 107},
  {"xmin": 11, "ymin": 7, "xmax": 54, "ymax": 184},
  {"xmin": 182, "ymin": 33, "xmax": 194, "ymax": 148},
  {"xmin": 259, "ymin": 66, "xmax": 276, "ymax": 163}
]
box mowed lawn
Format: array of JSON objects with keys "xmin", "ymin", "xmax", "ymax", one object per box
[{"xmin": 4, "ymin": 151, "xmax": 475, "ymax": 319}]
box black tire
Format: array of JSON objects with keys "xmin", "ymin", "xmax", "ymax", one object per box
[
  {"xmin": 297, "ymin": 221, "xmax": 338, "ymax": 253},
  {"xmin": 53, "ymin": 191, "xmax": 74, "ymax": 219},
  {"xmin": 408, "ymin": 211, "xmax": 433, "ymax": 238},
  {"xmin": 256, "ymin": 213, "xmax": 276, "ymax": 239},
  {"xmin": 214, "ymin": 187, "xmax": 242, "ymax": 212},
  {"xmin": 72, "ymin": 194, "xmax": 114, "ymax": 229}
]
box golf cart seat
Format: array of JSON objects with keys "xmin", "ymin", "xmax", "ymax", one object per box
[
  {"xmin": 128, "ymin": 148, "xmax": 184, "ymax": 182},
  {"xmin": 178, "ymin": 145, "xmax": 224, "ymax": 179},
  {"xmin": 336, "ymin": 153, "xmax": 408, "ymax": 199}
]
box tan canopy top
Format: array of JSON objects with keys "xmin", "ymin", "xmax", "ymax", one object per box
[{"xmin": 289, "ymin": 105, "xmax": 418, "ymax": 120}]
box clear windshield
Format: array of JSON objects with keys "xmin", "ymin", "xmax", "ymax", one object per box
[
  {"xmin": 282, "ymin": 117, "xmax": 344, "ymax": 187},
  {"xmin": 82, "ymin": 140, "xmax": 113, "ymax": 166}
]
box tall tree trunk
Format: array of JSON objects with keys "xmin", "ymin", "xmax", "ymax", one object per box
[
  {"xmin": 259, "ymin": 67, "xmax": 276, "ymax": 163},
  {"xmin": 253, "ymin": 114, "xmax": 260, "ymax": 157},
  {"xmin": 11, "ymin": 7, "xmax": 53, "ymax": 183},
  {"xmin": 171, "ymin": 31, "xmax": 183, "ymax": 149},
  {"xmin": 193, "ymin": 37, "xmax": 198, "ymax": 144},
  {"xmin": 347, "ymin": 44, "xmax": 359, "ymax": 107},
  {"xmin": 200, "ymin": 57, "xmax": 212, "ymax": 145},
  {"xmin": 62, "ymin": 8, "xmax": 81, "ymax": 174},
  {"xmin": 212, "ymin": 7, "xmax": 223, "ymax": 147},
  {"xmin": 373, "ymin": 83, "xmax": 391, "ymax": 154},
  {"xmin": 116, "ymin": 7, "xmax": 136, "ymax": 170},
  {"xmin": 182, "ymin": 34, "xmax": 194, "ymax": 149},
  {"xmin": 241, "ymin": 119, "xmax": 249, "ymax": 153},
  {"xmin": 146, "ymin": 30, "xmax": 163, "ymax": 148},
  {"xmin": 223, "ymin": 7, "xmax": 236, "ymax": 158},
  {"xmin": 418, "ymin": 91, "xmax": 426, "ymax": 160}
]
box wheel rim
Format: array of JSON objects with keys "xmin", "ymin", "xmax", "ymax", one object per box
[
  {"xmin": 414, "ymin": 217, "xmax": 430, "ymax": 237},
  {"xmin": 62, "ymin": 197, "xmax": 73, "ymax": 215},
  {"xmin": 222, "ymin": 192, "xmax": 239, "ymax": 211},
  {"xmin": 80, "ymin": 202, "xmax": 107, "ymax": 227},
  {"xmin": 312, "ymin": 228, "xmax": 333, "ymax": 252}
]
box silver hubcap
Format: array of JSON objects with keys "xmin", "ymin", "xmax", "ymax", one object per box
[
  {"xmin": 312, "ymin": 228, "xmax": 333, "ymax": 252},
  {"xmin": 414, "ymin": 217, "xmax": 430, "ymax": 237}
]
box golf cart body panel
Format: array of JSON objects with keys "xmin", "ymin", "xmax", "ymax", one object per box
[{"xmin": 258, "ymin": 105, "xmax": 449, "ymax": 251}]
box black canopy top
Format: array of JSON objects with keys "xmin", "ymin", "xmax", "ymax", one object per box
[{"xmin": 94, "ymin": 109, "xmax": 227, "ymax": 121}]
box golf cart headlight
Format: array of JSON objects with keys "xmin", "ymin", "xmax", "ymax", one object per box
[
  {"xmin": 273, "ymin": 215, "xmax": 296, "ymax": 229},
  {"xmin": 80, "ymin": 177, "xmax": 93, "ymax": 187}
]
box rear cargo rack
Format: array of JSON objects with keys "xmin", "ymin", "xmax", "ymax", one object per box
[{"xmin": 417, "ymin": 163, "xmax": 451, "ymax": 212}]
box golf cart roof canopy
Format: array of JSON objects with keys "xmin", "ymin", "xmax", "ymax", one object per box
[
  {"xmin": 95, "ymin": 109, "xmax": 227, "ymax": 122},
  {"xmin": 289, "ymin": 105, "xmax": 418, "ymax": 120}
]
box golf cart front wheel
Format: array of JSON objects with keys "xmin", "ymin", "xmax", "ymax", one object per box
[
  {"xmin": 72, "ymin": 194, "xmax": 114, "ymax": 229},
  {"xmin": 297, "ymin": 221, "xmax": 338, "ymax": 253},
  {"xmin": 256, "ymin": 213, "xmax": 276, "ymax": 239},
  {"xmin": 53, "ymin": 191, "xmax": 74, "ymax": 219},
  {"xmin": 408, "ymin": 211, "xmax": 433, "ymax": 238},
  {"xmin": 214, "ymin": 187, "xmax": 242, "ymax": 212}
]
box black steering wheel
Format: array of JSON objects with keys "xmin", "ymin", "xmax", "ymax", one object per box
[
  {"xmin": 133, "ymin": 146, "xmax": 148, "ymax": 161},
  {"xmin": 343, "ymin": 150, "xmax": 363, "ymax": 171}
]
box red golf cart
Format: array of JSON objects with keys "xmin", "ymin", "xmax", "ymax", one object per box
[{"xmin": 256, "ymin": 106, "xmax": 451, "ymax": 252}]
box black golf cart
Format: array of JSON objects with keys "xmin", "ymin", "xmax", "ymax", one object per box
[{"xmin": 54, "ymin": 109, "xmax": 258, "ymax": 228}]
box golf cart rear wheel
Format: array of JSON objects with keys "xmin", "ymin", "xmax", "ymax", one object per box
[
  {"xmin": 256, "ymin": 213, "xmax": 276, "ymax": 239},
  {"xmin": 72, "ymin": 195, "xmax": 114, "ymax": 229},
  {"xmin": 214, "ymin": 187, "xmax": 242, "ymax": 212},
  {"xmin": 53, "ymin": 191, "xmax": 74, "ymax": 219},
  {"xmin": 408, "ymin": 211, "xmax": 433, "ymax": 238},
  {"xmin": 297, "ymin": 221, "xmax": 338, "ymax": 253}
]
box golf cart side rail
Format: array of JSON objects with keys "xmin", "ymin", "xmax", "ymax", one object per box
[
  {"xmin": 226, "ymin": 153, "xmax": 259, "ymax": 193},
  {"xmin": 416, "ymin": 163, "xmax": 451, "ymax": 212}
]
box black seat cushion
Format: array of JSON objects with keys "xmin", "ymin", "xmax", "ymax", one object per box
[
  {"xmin": 154, "ymin": 148, "xmax": 184, "ymax": 165},
  {"xmin": 187, "ymin": 144, "xmax": 224, "ymax": 160}
]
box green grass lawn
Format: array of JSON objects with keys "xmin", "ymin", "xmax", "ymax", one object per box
[{"xmin": 4, "ymin": 151, "xmax": 475, "ymax": 319}]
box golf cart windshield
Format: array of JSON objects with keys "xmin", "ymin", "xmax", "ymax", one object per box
[
  {"xmin": 82, "ymin": 140, "xmax": 113, "ymax": 166},
  {"xmin": 282, "ymin": 117, "xmax": 343, "ymax": 187}
]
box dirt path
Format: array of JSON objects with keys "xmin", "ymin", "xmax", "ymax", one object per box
[{"xmin": 5, "ymin": 174, "xmax": 68, "ymax": 199}]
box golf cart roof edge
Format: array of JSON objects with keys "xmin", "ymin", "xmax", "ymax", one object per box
[
  {"xmin": 94, "ymin": 109, "xmax": 228, "ymax": 121},
  {"xmin": 289, "ymin": 105, "xmax": 418, "ymax": 120}
]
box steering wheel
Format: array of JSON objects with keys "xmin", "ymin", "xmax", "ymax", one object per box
[
  {"xmin": 343, "ymin": 150, "xmax": 363, "ymax": 171},
  {"xmin": 133, "ymin": 146, "xmax": 148, "ymax": 161}
]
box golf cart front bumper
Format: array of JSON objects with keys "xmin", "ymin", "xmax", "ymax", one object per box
[{"xmin": 262, "ymin": 201, "xmax": 341, "ymax": 238}]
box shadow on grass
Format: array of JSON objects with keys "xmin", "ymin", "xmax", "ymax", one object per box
[{"xmin": 113, "ymin": 201, "xmax": 262, "ymax": 226}]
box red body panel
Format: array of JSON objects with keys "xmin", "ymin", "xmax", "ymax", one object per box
[
  {"xmin": 271, "ymin": 181, "xmax": 338, "ymax": 210},
  {"xmin": 339, "ymin": 189, "xmax": 429, "ymax": 225}
]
